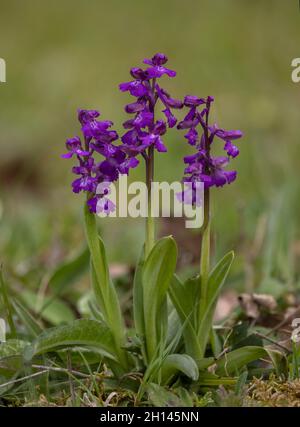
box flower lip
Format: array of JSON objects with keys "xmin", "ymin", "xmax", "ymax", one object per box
[
  {"xmin": 119, "ymin": 80, "xmax": 148, "ymax": 97},
  {"xmin": 144, "ymin": 66, "xmax": 176, "ymax": 79}
]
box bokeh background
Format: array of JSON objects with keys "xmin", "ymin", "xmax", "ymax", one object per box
[{"xmin": 1, "ymin": 0, "xmax": 300, "ymax": 321}]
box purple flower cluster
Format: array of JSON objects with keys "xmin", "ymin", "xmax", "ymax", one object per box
[
  {"xmin": 119, "ymin": 53, "xmax": 183, "ymax": 158},
  {"xmin": 178, "ymin": 95, "xmax": 242, "ymax": 200},
  {"xmin": 63, "ymin": 53, "xmax": 243, "ymax": 213},
  {"xmin": 62, "ymin": 109, "xmax": 138, "ymax": 213}
]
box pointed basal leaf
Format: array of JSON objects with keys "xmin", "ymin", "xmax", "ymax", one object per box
[
  {"xmin": 146, "ymin": 383, "xmax": 183, "ymax": 407},
  {"xmin": 169, "ymin": 274, "xmax": 202, "ymax": 363},
  {"xmin": 169, "ymin": 274, "xmax": 200, "ymax": 325},
  {"xmin": 12, "ymin": 299, "xmax": 43, "ymax": 337},
  {"xmin": 161, "ymin": 353, "xmax": 199, "ymax": 384},
  {"xmin": 26, "ymin": 319, "xmax": 117, "ymax": 362},
  {"xmin": 216, "ymin": 345, "xmax": 287, "ymax": 376},
  {"xmin": 142, "ymin": 236, "xmax": 177, "ymax": 362},
  {"xmin": 166, "ymin": 308, "xmax": 182, "ymax": 350},
  {"xmin": 20, "ymin": 290, "xmax": 75, "ymax": 326},
  {"xmin": 48, "ymin": 246, "xmax": 90, "ymax": 295},
  {"xmin": 198, "ymin": 251, "xmax": 234, "ymax": 356},
  {"xmin": 0, "ymin": 339, "xmax": 28, "ymax": 378},
  {"xmin": 264, "ymin": 346, "xmax": 288, "ymax": 377}
]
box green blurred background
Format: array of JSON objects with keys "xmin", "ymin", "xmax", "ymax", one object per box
[{"xmin": 0, "ymin": 0, "xmax": 300, "ymax": 305}]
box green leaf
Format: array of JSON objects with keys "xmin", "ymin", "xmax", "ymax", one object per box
[
  {"xmin": 57, "ymin": 347, "xmax": 103, "ymax": 367},
  {"xmin": 198, "ymin": 371, "xmax": 237, "ymax": 386},
  {"xmin": 20, "ymin": 290, "xmax": 75, "ymax": 325},
  {"xmin": 198, "ymin": 251, "xmax": 234, "ymax": 356},
  {"xmin": 197, "ymin": 357, "xmax": 216, "ymax": 370},
  {"xmin": 210, "ymin": 328, "xmax": 222, "ymax": 358},
  {"xmin": 264, "ymin": 346, "xmax": 288, "ymax": 377},
  {"xmin": 142, "ymin": 236, "xmax": 177, "ymax": 361},
  {"xmin": 147, "ymin": 384, "xmax": 194, "ymax": 407},
  {"xmin": 175, "ymin": 387, "xmax": 195, "ymax": 407},
  {"xmin": 48, "ymin": 246, "xmax": 90, "ymax": 295},
  {"xmin": 235, "ymin": 370, "xmax": 248, "ymax": 395},
  {"xmin": 26, "ymin": 319, "xmax": 117, "ymax": 362},
  {"xmin": 0, "ymin": 340, "xmax": 28, "ymax": 360},
  {"xmin": 146, "ymin": 383, "xmax": 185, "ymax": 407},
  {"xmin": 169, "ymin": 274, "xmax": 202, "ymax": 363},
  {"xmin": 216, "ymin": 345, "xmax": 287, "ymax": 376},
  {"xmin": 170, "ymin": 275, "xmax": 200, "ymax": 321},
  {"xmin": 161, "ymin": 354, "xmax": 199, "ymax": 384},
  {"xmin": 0, "ymin": 339, "xmax": 28, "ymax": 378},
  {"xmin": 166, "ymin": 307, "xmax": 181, "ymax": 349},
  {"xmin": 12, "ymin": 298, "xmax": 43, "ymax": 337}
]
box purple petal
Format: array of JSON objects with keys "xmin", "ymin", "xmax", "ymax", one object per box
[
  {"xmin": 141, "ymin": 133, "xmax": 156, "ymax": 147},
  {"xmin": 133, "ymin": 111, "xmax": 154, "ymax": 128},
  {"xmin": 78, "ymin": 109, "xmax": 100, "ymax": 125},
  {"xmin": 184, "ymin": 128, "xmax": 198, "ymax": 146},
  {"xmin": 215, "ymin": 128, "xmax": 243, "ymax": 141},
  {"xmin": 224, "ymin": 170, "xmax": 237, "ymax": 184},
  {"xmin": 153, "ymin": 120, "xmax": 167, "ymax": 136},
  {"xmin": 184, "ymin": 95, "xmax": 206, "ymax": 107},
  {"xmin": 162, "ymin": 108, "xmax": 177, "ymax": 128},
  {"xmin": 145, "ymin": 66, "xmax": 176, "ymax": 79},
  {"xmin": 143, "ymin": 53, "xmax": 168, "ymax": 66},
  {"xmin": 87, "ymin": 197, "xmax": 98, "ymax": 213},
  {"xmin": 61, "ymin": 152, "xmax": 73, "ymax": 159},
  {"xmin": 99, "ymin": 160, "xmax": 119, "ymax": 181},
  {"xmin": 154, "ymin": 136, "xmax": 167, "ymax": 152},
  {"xmin": 119, "ymin": 80, "xmax": 148, "ymax": 97},
  {"xmin": 125, "ymin": 100, "xmax": 146, "ymax": 114},
  {"xmin": 122, "ymin": 129, "xmax": 139, "ymax": 145},
  {"xmin": 130, "ymin": 67, "xmax": 148, "ymax": 80},
  {"xmin": 119, "ymin": 156, "xmax": 140, "ymax": 174},
  {"xmin": 224, "ymin": 141, "xmax": 239, "ymax": 158}
]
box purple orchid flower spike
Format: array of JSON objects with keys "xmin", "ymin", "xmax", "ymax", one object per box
[
  {"xmin": 178, "ymin": 95, "xmax": 243, "ymax": 202},
  {"xmin": 118, "ymin": 53, "xmax": 182, "ymax": 255},
  {"xmin": 119, "ymin": 53, "xmax": 182, "ymax": 160},
  {"xmin": 62, "ymin": 109, "xmax": 138, "ymax": 214}
]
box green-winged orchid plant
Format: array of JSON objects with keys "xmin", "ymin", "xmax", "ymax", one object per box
[{"xmin": 25, "ymin": 53, "xmax": 287, "ymax": 394}]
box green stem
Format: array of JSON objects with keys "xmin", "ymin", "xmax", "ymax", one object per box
[
  {"xmin": 84, "ymin": 203, "xmax": 128, "ymax": 371},
  {"xmin": 145, "ymin": 147, "xmax": 155, "ymax": 258},
  {"xmin": 200, "ymin": 187, "xmax": 210, "ymax": 287},
  {"xmin": 198, "ymin": 187, "xmax": 210, "ymax": 339}
]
